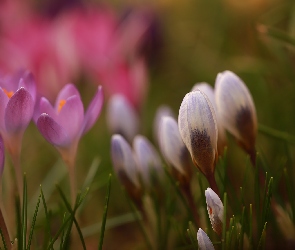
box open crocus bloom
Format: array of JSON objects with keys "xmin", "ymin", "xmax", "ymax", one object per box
[
  {"xmin": 37, "ymin": 83, "xmax": 103, "ymax": 162},
  {"xmin": 0, "ymin": 70, "xmax": 36, "ymax": 156}
]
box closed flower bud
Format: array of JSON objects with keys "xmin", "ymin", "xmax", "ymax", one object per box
[
  {"xmin": 197, "ymin": 228, "xmax": 215, "ymax": 250},
  {"xmin": 178, "ymin": 90, "xmax": 218, "ymax": 178},
  {"xmin": 153, "ymin": 105, "xmax": 175, "ymax": 145},
  {"xmin": 111, "ymin": 134, "xmax": 141, "ymax": 200},
  {"xmin": 192, "ymin": 83, "xmax": 227, "ymax": 156},
  {"xmin": 158, "ymin": 116, "xmax": 192, "ymax": 184},
  {"xmin": 215, "ymin": 71, "xmax": 257, "ymax": 163},
  {"xmin": 107, "ymin": 94, "xmax": 139, "ymax": 142},
  {"xmin": 133, "ymin": 135, "xmax": 164, "ymax": 190},
  {"xmin": 205, "ymin": 188, "xmax": 223, "ymax": 235}
]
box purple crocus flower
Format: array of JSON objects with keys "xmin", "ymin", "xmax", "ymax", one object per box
[
  {"xmin": 0, "ymin": 70, "xmax": 36, "ymax": 156},
  {"xmin": 37, "ymin": 83, "xmax": 103, "ymax": 163},
  {"xmin": 36, "ymin": 83, "xmax": 103, "ymax": 203}
]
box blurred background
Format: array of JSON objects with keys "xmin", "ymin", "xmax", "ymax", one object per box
[{"xmin": 1, "ymin": 0, "xmax": 295, "ymax": 248}]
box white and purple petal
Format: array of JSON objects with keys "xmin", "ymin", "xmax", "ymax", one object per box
[{"xmin": 178, "ymin": 90, "xmax": 218, "ymax": 176}]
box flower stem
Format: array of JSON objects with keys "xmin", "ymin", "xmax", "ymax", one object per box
[
  {"xmin": 207, "ymin": 174, "xmax": 220, "ymax": 196},
  {"xmin": 182, "ymin": 185, "xmax": 200, "ymax": 226}
]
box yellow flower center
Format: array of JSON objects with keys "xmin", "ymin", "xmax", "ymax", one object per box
[
  {"xmin": 3, "ymin": 88, "xmax": 14, "ymax": 98},
  {"xmin": 58, "ymin": 99, "xmax": 66, "ymax": 113}
]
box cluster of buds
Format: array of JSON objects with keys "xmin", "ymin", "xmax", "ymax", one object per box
[
  {"xmin": 111, "ymin": 133, "xmax": 164, "ymax": 200},
  {"xmin": 178, "ymin": 70, "xmax": 257, "ymax": 193}
]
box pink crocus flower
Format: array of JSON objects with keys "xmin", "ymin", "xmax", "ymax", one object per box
[
  {"xmin": 36, "ymin": 83, "xmax": 103, "ymax": 202},
  {"xmin": 0, "ymin": 70, "xmax": 36, "ymax": 196}
]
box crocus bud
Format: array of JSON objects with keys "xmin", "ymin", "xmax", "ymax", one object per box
[
  {"xmin": 111, "ymin": 134, "xmax": 142, "ymax": 200},
  {"xmin": 215, "ymin": 71, "xmax": 257, "ymax": 164},
  {"xmin": 192, "ymin": 83, "xmax": 227, "ymax": 156},
  {"xmin": 178, "ymin": 90, "xmax": 218, "ymax": 178},
  {"xmin": 205, "ymin": 188, "xmax": 223, "ymax": 235},
  {"xmin": 107, "ymin": 94, "xmax": 139, "ymax": 142},
  {"xmin": 158, "ymin": 116, "xmax": 192, "ymax": 185},
  {"xmin": 197, "ymin": 228, "xmax": 215, "ymax": 250},
  {"xmin": 153, "ymin": 105, "xmax": 175, "ymax": 145},
  {"xmin": 133, "ymin": 135, "xmax": 163, "ymax": 190}
]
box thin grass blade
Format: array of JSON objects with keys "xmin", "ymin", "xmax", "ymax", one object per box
[{"xmin": 98, "ymin": 174, "xmax": 112, "ymax": 250}]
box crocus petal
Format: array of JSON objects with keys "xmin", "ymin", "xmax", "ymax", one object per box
[
  {"xmin": 5, "ymin": 87, "xmax": 34, "ymax": 134},
  {"xmin": 0, "ymin": 88, "xmax": 9, "ymax": 131},
  {"xmin": 55, "ymin": 83, "xmax": 81, "ymax": 109},
  {"xmin": 18, "ymin": 71, "xmax": 37, "ymax": 102},
  {"xmin": 111, "ymin": 134, "xmax": 140, "ymax": 188},
  {"xmin": 205, "ymin": 188, "xmax": 223, "ymax": 235},
  {"xmin": 37, "ymin": 113, "xmax": 69, "ymax": 147},
  {"xmin": 193, "ymin": 83, "xmax": 227, "ymax": 155},
  {"xmin": 58, "ymin": 95, "xmax": 84, "ymax": 141},
  {"xmin": 39, "ymin": 97, "xmax": 58, "ymax": 120},
  {"xmin": 153, "ymin": 105, "xmax": 175, "ymax": 145},
  {"xmin": 107, "ymin": 94, "xmax": 139, "ymax": 142},
  {"xmin": 178, "ymin": 90, "xmax": 218, "ymax": 177},
  {"xmin": 159, "ymin": 116, "xmax": 191, "ymax": 178},
  {"xmin": 215, "ymin": 71, "xmax": 257, "ymax": 156},
  {"xmin": 197, "ymin": 228, "xmax": 215, "ymax": 250},
  {"xmin": 133, "ymin": 135, "xmax": 163, "ymax": 189},
  {"xmin": 82, "ymin": 86, "xmax": 103, "ymax": 135},
  {"xmin": 0, "ymin": 135, "xmax": 4, "ymax": 177}
]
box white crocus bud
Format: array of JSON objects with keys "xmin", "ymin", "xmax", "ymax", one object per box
[
  {"xmin": 197, "ymin": 228, "xmax": 215, "ymax": 250},
  {"xmin": 205, "ymin": 188, "xmax": 223, "ymax": 235},
  {"xmin": 178, "ymin": 90, "xmax": 218, "ymax": 178},
  {"xmin": 159, "ymin": 116, "xmax": 192, "ymax": 184},
  {"xmin": 107, "ymin": 94, "xmax": 139, "ymax": 142},
  {"xmin": 153, "ymin": 105, "xmax": 175, "ymax": 146},
  {"xmin": 192, "ymin": 83, "xmax": 227, "ymax": 156},
  {"xmin": 215, "ymin": 71, "xmax": 257, "ymax": 164},
  {"xmin": 133, "ymin": 135, "xmax": 164, "ymax": 190},
  {"xmin": 111, "ymin": 134, "xmax": 141, "ymax": 200}
]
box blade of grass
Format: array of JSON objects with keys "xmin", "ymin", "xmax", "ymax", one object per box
[
  {"xmin": 81, "ymin": 157, "xmax": 101, "ymax": 190},
  {"xmin": 47, "ymin": 215, "xmax": 72, "ymax": 249},
  {"xmin": 258, "ymin": 124, "xmax": 295, "ymax": 144},
  {"xmin": 222, "ymin": 192, "xmax": 227, "ymax": 250},
  {"xmin": 27, "ymin": 194, "xmax": 41, "ymax": 250},
  {"xmin": 22, "ymin": 174, "xmax": 28, "ymax": 250},
  {"xmin": 29, "ymin": 159, "xmax": 67, "ymax": 216},
  {"xmin": 40, "ymin": 187, "xmax": 53, "ymax": 248},
  {"xmin": 257, "ymin": 24, "xmax": 295, "ymax": 47},
  {"xmin": 60, "ymin": 213, "xmax": 68, "ymax": 250},
  {"xmin": 257, "ymin": 222, "xmax": 267, "ymax": 250},
  {"xmin": 98, "ymin": 174, "xmax": 112, "ymax": 250},
  {"xmin": 239, "ymin": 206, "xmax": 245, "ymax": 250},
  {"xmin": 124, "ymin": 191, "xmax": 152, "ymax": 249},
  {"xmin": 56, "ymin": 186, "xmax": 87, "ymax": 250},
  {"xmin": 187, "ymin": 228, "xmax": 198, "ymax": 250},
  {"xmin": 249, "ymin": 204, "xmax": 253, "ymax": 249}
]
